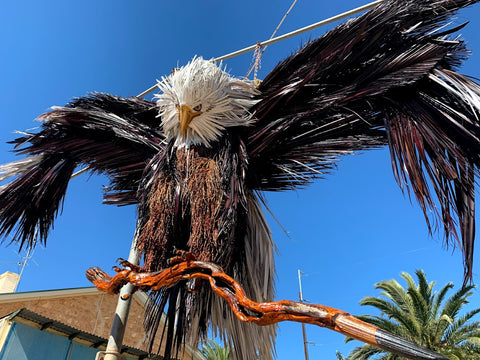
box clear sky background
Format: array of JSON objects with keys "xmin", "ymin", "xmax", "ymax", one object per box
[{"xmin": 1, "ymin": 1, "xmax": 480, "ymax": 359}]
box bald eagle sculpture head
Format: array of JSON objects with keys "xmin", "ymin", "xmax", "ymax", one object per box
[{"xmin": 155, "ymin": 57, "xmax": 259, "ymax": 147}]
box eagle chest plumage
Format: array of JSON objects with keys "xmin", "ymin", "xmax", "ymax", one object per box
[
  {"xmin": 135, "ymin": 138, "xmax": 277, "ymax": 359},
  {"xmin": 138, "ymin": 139, "xmax": 248, "ymax": 274}
]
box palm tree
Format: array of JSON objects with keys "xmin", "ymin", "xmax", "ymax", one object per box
[
  {"xmin": 200, "ymin": 339, "xmax": 231, "ymax": 360},
  {"xmin": 345, "ymin": 270, "xmax": 480, "ymax": 360}
]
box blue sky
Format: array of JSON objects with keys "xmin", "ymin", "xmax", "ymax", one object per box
[{"xmin": 1, "ymin": 1, "xmax": 480, "ymax": 358}]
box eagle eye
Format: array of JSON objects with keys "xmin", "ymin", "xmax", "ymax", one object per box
[{"xmin": 193, "ymin": 104, "xmax": 202, "ymax": 112}]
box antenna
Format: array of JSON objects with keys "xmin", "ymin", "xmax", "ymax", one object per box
[
  {"xmin": 0, "ymin": 230, "xmax": 38, "ymax": 292},
  {"xmin": 13, "ymin": 245, "xmax": 35, "ymax": 292}
]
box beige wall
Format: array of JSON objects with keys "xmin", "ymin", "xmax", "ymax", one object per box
[
  {"xmin": 0, "ymin": 272, "xmax": 20, "ymax": 293},
  {"xmin": 0, "ymin": 292, "xmax": 147, "ymax": 348}
]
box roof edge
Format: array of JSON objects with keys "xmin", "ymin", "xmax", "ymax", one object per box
[{"xmin": 0, "ymin": 286, "xmax": 148, "ymax": 306}]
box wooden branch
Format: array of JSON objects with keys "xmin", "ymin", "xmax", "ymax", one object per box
[{"xmin": 86, "ymin": 257, "xmax": 448, "ymax": 360}]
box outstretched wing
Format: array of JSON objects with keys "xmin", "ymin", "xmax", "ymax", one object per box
[
  {"xmin": 246, "ymin": 0, "xmax": 480, "ymax": 280},
  {"xmin": 0, "ymin": 93, "xmax": 162, "ymax": 249}
]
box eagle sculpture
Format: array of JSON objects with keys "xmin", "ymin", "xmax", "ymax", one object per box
[{"xmin": 1, "ymin": 0, "xmax": 480, "ymax": 359}]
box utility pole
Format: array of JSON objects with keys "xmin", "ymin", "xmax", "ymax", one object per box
[
  {"xmin": 96, "ymin": 235, "xmax": 141, "ymax": 360},
  {"xmin": 298, "ymin": 269, "xmax": 309, "ymax": 360}
]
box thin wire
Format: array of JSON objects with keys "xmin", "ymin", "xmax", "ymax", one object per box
[
  {"xmin": 246, "ymin": 0, "xmax": 299, "ymax": 79},
  {"xmin": 215, "ymin": 0, "xmax": 385, "ymax": 62},
  {"xmin": 267, "ymin": 0, "xmax": 299, "ymax": 47},
  {"xmin": 137, "ymin": 0, "xmax": 386, "ymax": 98}
]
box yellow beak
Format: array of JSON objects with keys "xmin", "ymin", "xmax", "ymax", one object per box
[{"xmin": 176, "ymin": 104, "xmax": 202, "ymax": 135}]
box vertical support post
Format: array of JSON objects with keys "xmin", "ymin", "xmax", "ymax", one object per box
[
  {"xmin": 96, "ymin": 235, "xmax": 140, "ymax": 360},
  {"xmin": 298, "ymin": 269, "xmax": 309, "ymax": 360}
]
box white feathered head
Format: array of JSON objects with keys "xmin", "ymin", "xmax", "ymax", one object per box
[{"xmin": 155, "ymin": 57, "xmax": 258, "ymax": 147}]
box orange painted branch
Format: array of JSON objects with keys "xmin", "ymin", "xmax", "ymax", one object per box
[{"xmin": 86, "ymin": 259, "xmax": 447, "ymax": 360}]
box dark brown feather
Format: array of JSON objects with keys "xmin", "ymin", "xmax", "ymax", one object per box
[
  {"xmin": 248, "ymin": 0, "xmax": 480, "ymax": 281},
  {"xmin": 0, "ymin": 93, "xmax": 161, "ymax": 248},
  {"xmin": 135, "ymin": 134, "xmax": 275, "ymax": 360}
]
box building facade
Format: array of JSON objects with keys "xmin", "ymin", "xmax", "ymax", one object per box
[{"xmin": 0, "ymin": 272, "xmax": 203, "ymax": 360}]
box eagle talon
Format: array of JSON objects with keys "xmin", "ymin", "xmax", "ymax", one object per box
[
  {"xmin": 116, "ymin": 258, "xmax": 143, "ymax": 272},
  {"xmin": 86, "ymin": 267, "xmax": 112, "ymax": 282},
  {"xmin": 167, "ymin": 250, "xmax": 196, "ymax": 266}
]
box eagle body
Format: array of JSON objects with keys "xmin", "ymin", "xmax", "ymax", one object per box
[
  {"xmin": 2, "ymin": 0, "xmax": 480, "ymax": 359},
  {"xmin": 136, "ymin": 139, "xmax": 276, "ymax": 358},
  {"xmin": 139, "ymin": 146, "xmax": 236, "ymax": 271}
]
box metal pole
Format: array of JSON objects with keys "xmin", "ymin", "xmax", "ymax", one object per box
[
  {"xmin": 298, "ymin": 270, "xmax": 309, "ymax": 360},
  {"xmin": 96, "ymin": 234, "xmax": 141, "ymax": 360},
  {"xmin": 137, "ymin": 0, "xmax": 386, "ymax": 99},
  {"xmin": 214, "ymin": 0, "xmax": 385, "ymax": 63}
]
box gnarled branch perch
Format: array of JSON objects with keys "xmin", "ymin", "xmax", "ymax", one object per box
[{"xmin": 86, "ymin": 257, "xmax": 448, "ymax": 360}]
